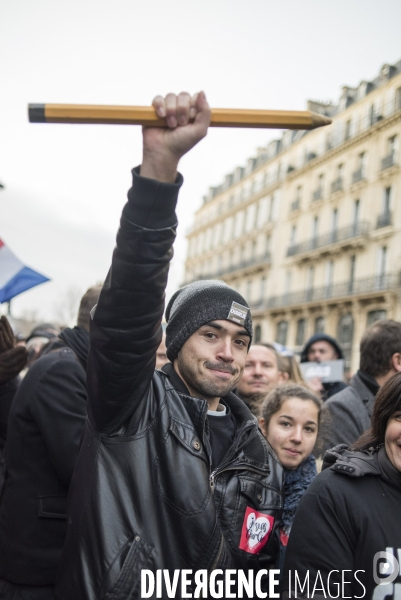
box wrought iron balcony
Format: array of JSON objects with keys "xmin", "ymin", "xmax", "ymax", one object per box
[
  {"xmin": 267, "ymin": 272, "xmax": 401, "ymax": 309},
  {"xmin": 330, "ymin": 178, "xmax": 343, "ymax": 194},
  {"xmin": 351, "ymin": 168, "xmax": 364, "ymax": 184},
  {"xmin": 381, "ymin": 153, "xmax": 396, "ymax": 170},
  {"xmin": 287, "ymin": 221, "xmax": 370, "ymax": 257},
  {"xmin": 193, "ymin": 251, "xmax": 272, "ymax": 281},
  {"xmin": 312, "ymin": 188, "xmax": 323, "ymax": 202},
  {"xmin": 290, "ymin": 199, "xmax": 300, "ymax": 211},
  {"xmin": 376, "ymin": 211, "xmax": 392, "ymax": 228}
]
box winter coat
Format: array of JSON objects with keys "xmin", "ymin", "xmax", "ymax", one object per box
[
  {"xmin": 55, "ymin": 168, "xmax": 283, "ymax": 600},
  {"xmin": 280, "ymin": 444, "xmax": 401, "ymax": 599},
  {"xmin": 0, "ymin": 327, "xmax": 89, "ymax": 585},
  {"xmin": 0, "ymin": 376, "xmax": 19, "ymax": 494},
  {"xmin": 315, "ymin": 371, "xmax": 375, "ymax": 456}
]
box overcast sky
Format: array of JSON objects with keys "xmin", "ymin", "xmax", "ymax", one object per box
[{"xmin": 1, "ymin": 0, "xmax": 401, "ymax": 325}]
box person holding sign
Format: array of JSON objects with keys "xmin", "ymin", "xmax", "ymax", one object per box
[{"xmin": 300, "ymin": 333, "xmax": 348, "ymax": 401}]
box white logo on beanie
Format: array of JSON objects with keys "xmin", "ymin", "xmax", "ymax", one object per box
[{"xmin": 227, "ymin": 301, "xmax": 249, "ymax": 326}]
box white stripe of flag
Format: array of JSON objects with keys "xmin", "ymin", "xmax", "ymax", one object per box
[{"xmin": 0, "ymin": 239, "xmax": 50, "ymax": 303}]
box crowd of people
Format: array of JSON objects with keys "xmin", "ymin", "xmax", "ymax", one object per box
[{"xmin": 0, "ymin": 91, "xmax": 400, "ymax": 600}]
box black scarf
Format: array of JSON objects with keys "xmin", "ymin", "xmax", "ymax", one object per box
[
  {"xmin": 357, "ymin": 369, "xmax": 380, "ymax": 396},
  {"xmin": 59, "ymin": 327, "xmax": 90, "ymax": 368}
]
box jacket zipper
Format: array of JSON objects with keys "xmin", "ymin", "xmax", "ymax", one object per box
[{"xmin": 209, "ymin": 534, "xmax": 224, "ymax": 573}]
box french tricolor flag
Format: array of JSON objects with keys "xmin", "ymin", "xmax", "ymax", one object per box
[{"xmin": 0, "ymin": 239, "xmax": 50, "ymax": 304}]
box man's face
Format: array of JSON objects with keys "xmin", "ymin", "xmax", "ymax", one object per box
[
  {"xmin": 156, "ymin": 336, "xmax": 168, "ymax": 369},
  {"xmin": 173, "ymin": 320, "xmax": 250, "ymax": 401},
  {"xmin": 236, "ymin": 345, "xmax": 285, "ymax": 399},
  {"xmin": 307, "ymin": 340, "xmax": 338, "ymax": 363}
]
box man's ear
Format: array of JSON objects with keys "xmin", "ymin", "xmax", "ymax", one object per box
[
  {"xmin": 259, "ymin": 417, "xmax": 267, "ymax": 438},
  {"xmin": 392, "ymin": 353, "xmax": 401, "ymax": 373},
  {"xmin": 278, "ymin": 371, "xmax": 289, "ymax": 382}
]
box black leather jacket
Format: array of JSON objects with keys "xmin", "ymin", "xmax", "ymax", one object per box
[{"xmin": 56, "ymin": 169, "xmax": 282, "ymax": 600}]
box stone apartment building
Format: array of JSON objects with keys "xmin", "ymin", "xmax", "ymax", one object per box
[{"xmin": 183, "ymin": 60, "xmax": 401, "ymax": 373}]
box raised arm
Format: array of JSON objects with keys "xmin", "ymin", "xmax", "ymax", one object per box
[{"xmin": 87, "ymin": 92, "xmax": 211, "ymax": 435}]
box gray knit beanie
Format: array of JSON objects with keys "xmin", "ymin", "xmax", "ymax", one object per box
[{"xmin": 165, "ymin": 280, "xmax": 253, "ymax": 361}]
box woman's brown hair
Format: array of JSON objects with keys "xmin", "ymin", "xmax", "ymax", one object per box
[
  {"xmin": 260, "ymin": 383, "xmax": 322, "ymax": 429},
  {"xmin": 351, "ymin": 372, "xmax": 401, "ymax": 451}
]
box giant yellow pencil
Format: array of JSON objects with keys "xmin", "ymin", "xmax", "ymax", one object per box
[{"xmin": 28, "ymin": 104, "xmax": 332, "ymax": 130}]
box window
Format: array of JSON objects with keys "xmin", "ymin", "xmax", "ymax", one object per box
[
  {"xmin": 353, "ymin": 199, "xmax": 360, "ymax": 228},
  {"xmin": 254, "ymin": 324, "xmax": 262, "ymax": 344},
  {"xmin": 367, "ymin": 310, "xmax": 387, "ymax": 328},
  {"xmin": 260, "ymin": 276, "xmax": 266, "ymax": 302},
  {"xmin": 396, "ymin": 87, "xmax": 401, "ymax": 111},
  {"xmin": 383, "ymin": 187, "xmax": 391, "ymax": 214},
  {"xmin": 388, "ymin": 135, "xmax": 397, "ymax": 157},
  {"xmin": 306, "ymin": 266, "xmax": 314, "ymax": 301},
  {"xmin": 276, "ymin": 321, "xmax": 288, "ymax": 346},
  {"xmin": 246, "ymin": 279, "xmax": 252, "ymax": 301},
  {"xmin": 344, "ymin": 119, "xmax": 351, "ymax": 141},
  {"xmin": 296, "ymin": 319, "xmax": 306, "ymax": 346},
  {"xmin": 349, "ymin": 255, "xmax": 356, "ymax": 293},
  {"xmin": 337, "ymin": 313, "xmax": 354, "ymax": 369},
  {"xmin": 331, "ymin": 209, "xmax": 338, "ymax": 235},
  {"xmin": 325, "ymin": 260, "xmax": 334, "ymax": 296},
  {"xmin": 314, "ymin": 316, "xmax": 325, "ymax": 334},
  {"xmin": 268, "ymin": 195, "xmax": 275, "ymax": 221},
  {"xmin": 311, "ymin": 216, "xmax": 319, "ymax": 243},
  {"xmin": 290, "ymin": 225, "xmax": 297, "ymax": 246},
  {"xmin": 318, "ymin": 173, "xmax": 324, "ymax": 191},
  {"xmin": 358, "ymin": 152, "xmax": 366, "ymax": 177},
  {"xmin": 284, "ymin": 271, "xmax": 292, "ymax": 295},
  {"xmin": 377, "ymin": 246, "xmax": 387, "ymax": 276}
]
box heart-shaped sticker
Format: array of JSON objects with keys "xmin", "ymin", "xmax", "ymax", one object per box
[{"xmin": 239, "ymin": 506, "xmax": 275, "ymax": 554}]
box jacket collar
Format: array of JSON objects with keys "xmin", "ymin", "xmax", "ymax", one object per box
[
  {"xmin": 160, "ymin": 362, "xmax": 255, "ymax": 427},
  {"xmin": 350, "ymin": 372, "xmax": 376, "ymax": 416}
]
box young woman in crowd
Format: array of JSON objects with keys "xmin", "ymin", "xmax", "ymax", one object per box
[
  {"xmin": 280, "ymin": 372, "xmax": 401, "ymax": 599},
  {"xmin": 258, "ymin": 384, "xmax": 322, "ymax": 570}
]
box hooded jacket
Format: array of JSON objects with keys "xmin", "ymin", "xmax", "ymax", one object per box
[
  {"xmin": 0, "ymin": 327, "xmax": 89, "ymax": 585},
  {"xmin": 55, "ymin": 169, "xmax": 283, "ymax": 600},
  {"xmin": 280, "ymin": 444, "xmax": 401, "ymax": 599}
]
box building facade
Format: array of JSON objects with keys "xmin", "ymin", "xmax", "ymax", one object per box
[{"xmin": 183, "ymin": 61, "xmax": 401, "ymax": 373}]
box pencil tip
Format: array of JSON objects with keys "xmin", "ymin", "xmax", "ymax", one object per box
[{"xmin": 310, "ymin": 111, "xmax": 332, "ymax": 129}]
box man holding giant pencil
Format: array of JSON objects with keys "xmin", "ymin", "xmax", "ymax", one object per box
[{"xmin": 55, "ymin": 91, "xmax": 282, "ymax": 600}]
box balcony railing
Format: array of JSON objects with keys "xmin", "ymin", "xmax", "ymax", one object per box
[
  {"xmin": 376, "ymin": 211, "xmax": 392, "ymax": 228},
  {"xmin": 351, "ymin": 168, "xmax": 364, "ymax": 184},
  {"xmin": 381, "ymin": 153, "xmax": 396, "ymax": 170},
  {"xmin": 290, "ymin": 199, "xmax": 300, "ymax": 211},
  {"xmin": 330, "ymin": 178, "xmax": 343, "ymax": 194},
  {"xmin": 267, "ymin": 272, "xmax": 401, "ymax": 309},
  {"xmin": 287, "ymin": 221, "xmax": 370, "ymax": 257},
  {"xmin": 192, "ymin": 251, "xmax": 272, "ymax": 282},
  {"xmin": 312, "ymin": 188, "xmax": 323, "ymax": 202}
]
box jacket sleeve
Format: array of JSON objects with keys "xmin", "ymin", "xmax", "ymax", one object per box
[
  {"xmin": 87, "ymin": 167, "xmax": 182, "ymax": 435},
  {"xmin": 30, "ymin": 354, "xmax": 87, "ymax": 488},
  {"xmin": 280, "ymin": 482, "xmax": 356, "ymax": 599}
]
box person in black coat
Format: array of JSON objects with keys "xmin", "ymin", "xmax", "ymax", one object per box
[{"xmin": 0, "ymin": 285, "xmax": 100, "ymax": 600}]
